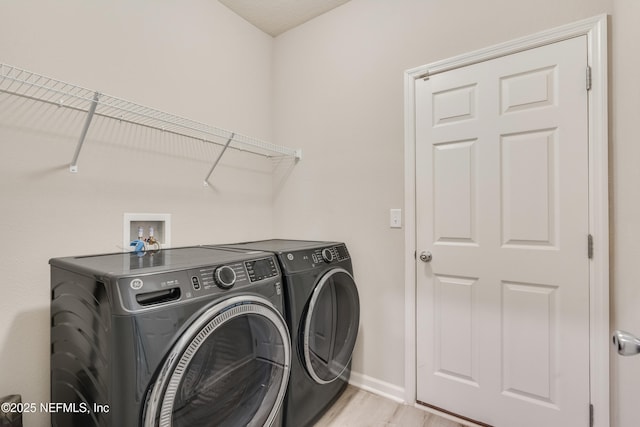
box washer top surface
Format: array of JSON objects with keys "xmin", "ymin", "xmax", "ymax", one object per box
[
  {"xmin": 218, "ymin": 239, "xmax": 341, "ymax": 253},
  {"xmin": 50, "ymin": 247, "xmax": 267, "ymax": 278}
]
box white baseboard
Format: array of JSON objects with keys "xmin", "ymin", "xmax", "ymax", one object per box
[
  {"xmin": 348, "ymin": 371, "xmax": 484, "ymax": 427},
  {"xmin": 348, "ymin": 371, "xmax": 406, "ymax": 404}
]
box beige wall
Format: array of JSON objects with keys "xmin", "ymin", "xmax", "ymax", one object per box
[
  {"xmin": 610, "ymin": 1, "xmax": 640, "ymax": 427},
  {"xmin": 3, "ymin": 0, "xmax": 640, "ymax": 426},
  {"xmin": 271, "ymin": 1, "xmax": 640, "ymax": 426},
  {"xmin": 0, "ymin": 1, "xmax": 275, "ymax": 425}
]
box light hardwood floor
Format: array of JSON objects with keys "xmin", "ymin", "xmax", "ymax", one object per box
[{"xmin": 314, "ymin": 386, "xmax": 466, "ymax": 427}]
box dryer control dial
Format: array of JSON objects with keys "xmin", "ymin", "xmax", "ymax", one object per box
[
  {"xmin": 321, "ymin": 248, "xmax": 334, "ymax": 263},
  {"xmin": 214, "ymin": 265, "xmax": 237, "ymax": 289}
]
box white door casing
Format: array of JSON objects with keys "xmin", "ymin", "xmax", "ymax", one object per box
[{"xmin": 404, "ymin": 15, "xmax": 609, "ymax": 427}]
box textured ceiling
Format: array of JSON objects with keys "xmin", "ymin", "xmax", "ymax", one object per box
[{"xmin": 219, "ymin": 0, "xmax": 351, "ymax": 37}]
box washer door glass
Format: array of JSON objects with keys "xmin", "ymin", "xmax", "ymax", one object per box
[
  {"xmin": 144, "ymin": 296, "xmax": 290, "ymax": 427},
  {"xmin": 303, "ymin": 268, "xmax": 360, "ymax": 384}
]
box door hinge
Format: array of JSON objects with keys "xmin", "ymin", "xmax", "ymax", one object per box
[
  {"xmin": 588, "ymin": 234, "xmax": 594, "ymax": 259},
  {"xmin": 586, "ymin": 66, "xmax": 592, "ymax": 91},
  {"xmin": 589, "ymin": 403, "xmax": 594, "ymax": 427}
]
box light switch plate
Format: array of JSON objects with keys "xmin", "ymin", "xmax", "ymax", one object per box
[{"xmin": 390, "ymin": 209, "xmax": 402, "ymax": 228}]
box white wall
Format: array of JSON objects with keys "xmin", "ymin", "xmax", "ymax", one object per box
[
  {"xmin": 609, "ymin": 2, "xmax": 640, "ymax": 427},
  {"xmin": 271, "ymin": 0, "xmax": 619, "ymax": 410},
  {"xmin": 4, "ymin": 1, "xmax": 640, "ymax": 426},
  {"xmin": 0, "ymin": 1, "xmax": 275, "ymax": 425}
]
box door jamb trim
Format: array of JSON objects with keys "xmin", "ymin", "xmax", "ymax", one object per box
[{"xmin": 403, "ymin": 14, "xmax": 609, "ymax": 426}]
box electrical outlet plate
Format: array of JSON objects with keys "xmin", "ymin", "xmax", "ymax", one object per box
[{"xmin": 123, "ymin": 213, "xmax": 171, "ymax": 251}]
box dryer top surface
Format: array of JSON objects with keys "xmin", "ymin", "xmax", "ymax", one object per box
[{"xmin": 218, "ymin": 239, "xmax": 342, "ymax": 253}]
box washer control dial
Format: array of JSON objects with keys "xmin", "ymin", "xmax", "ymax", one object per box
[
  {"xmin": 321, "ymin": 248, "xmax": 334, "ymax": 263},
  {"xmin": 214, "ymin": 265, "xmax": 237, "ymax": 289}
]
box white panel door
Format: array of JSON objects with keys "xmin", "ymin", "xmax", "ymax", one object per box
[{"xmin": 415, "ymin": 36, "xmax": 589, "ymax": 427}]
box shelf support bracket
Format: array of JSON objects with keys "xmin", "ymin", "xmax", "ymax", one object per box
[
  {"xmin": 70, "ymin": 91, "xmax": 101, "ymax": 173},
  {"xmin": 203, "ymin": 133, "xmax": 235, "ymax": 186}
]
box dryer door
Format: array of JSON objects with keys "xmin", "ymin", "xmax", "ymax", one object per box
[
  {"xmin": 303, "ymin": 268, "xmax": 360, "ymax": 384},
  {"xmin": 143, "ymin": 296, "xmax": 290, "ymax": 427}
]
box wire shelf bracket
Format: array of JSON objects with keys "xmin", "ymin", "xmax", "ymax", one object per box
[
  {"xmin": 0, "ymin": 63, "xmax": 302, "ymax": 179},
  {"xmin": 69, "ymin": 91, "xmax": 100, "ymax": 173},
  {"xmin": 203, "ymin": 132, "xmax": 234, "ymax": 186}
]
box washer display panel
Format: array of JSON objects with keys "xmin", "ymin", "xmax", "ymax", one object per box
[
  {"xmin": 303, "ymin": 268, "xmax": 360, "ymax": 384},
  {"xmin": 144, "ymin": 296, "xmax": 290, "ymax": 427}
]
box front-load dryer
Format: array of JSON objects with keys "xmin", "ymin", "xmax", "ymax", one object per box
[
  {"xmin": 50, "ymin": 247, "xmax": 290, "ymax": 427},
  {"xmin": 212, "ymin": 240, "xmax": 360, "ymax": 427}
]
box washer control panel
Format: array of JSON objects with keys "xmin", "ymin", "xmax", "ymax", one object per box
[
  {"xmin": 245, "ymin": 257, "xmax": 279, "ymax": 282},
  {"xmin": 117, "ymin": 254, "xmax": 281, "ymax": 312},
  {"xmin": 191, "ymin": 262, "xmax": 248, "ymax": 291},
  {"xmin": 214, "ymin": 265, "xmax": 237, "ymax": 288}
]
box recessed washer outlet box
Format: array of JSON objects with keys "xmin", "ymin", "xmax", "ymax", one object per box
[{"xmin": 123, "ymin": 213, "xmax": 171, "ymax": 251}]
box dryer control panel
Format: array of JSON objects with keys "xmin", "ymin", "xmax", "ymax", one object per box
[{"xmin": 279, "ymin": 244, "xmax": 351, "ymax": 274}]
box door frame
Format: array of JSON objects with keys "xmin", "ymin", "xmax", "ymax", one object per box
[{"xmin": 403, "ymin": 14, "xmax": 609, "ymax": 426}]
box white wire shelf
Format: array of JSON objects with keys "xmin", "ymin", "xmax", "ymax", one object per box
[{"xmin": 0, "ymin": 63, "xmax": 302, "ymax": 182}]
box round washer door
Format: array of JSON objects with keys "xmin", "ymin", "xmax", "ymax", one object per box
[
  {"xmin": 144, "ymin": 296, "xmax": 291, "ymax": 427},
  {"xmin": 303, "ymin": 267, "xmax": 360, "ymax": 384}
]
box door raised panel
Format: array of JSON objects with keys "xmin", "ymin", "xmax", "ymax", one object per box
[
  {"xmin": 501, "ymin": 129, "xmax": 557, "ymax": 248},
  {"xmin": 434, "ymin": 274, "xmax": 478, "ymax": 385},
  {"xmin": 433, "ymin": 84, "xmax": 477, "ymax": 126},
  {"xmin": 500, "ymin": 66, "xmax": 556, "ymax": 114},
  {"xmin": 502, "ymin": 281, "xmax": 557, "ymax": 407},
  {"xmin": 433, "ymin": 139, "xmax": 477, "ymax": 245}
]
